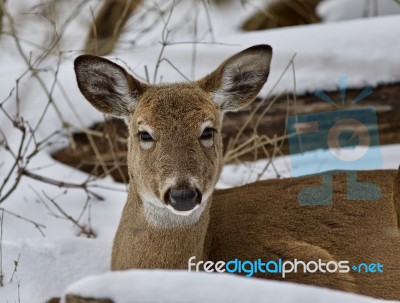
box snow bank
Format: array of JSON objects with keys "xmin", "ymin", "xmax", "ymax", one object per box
[
  {"xmin": 2, "ymin": 238, "xmax": 111, "ymax": 302},
  {"xmin": 317, "ymin": 0, "xmax": 400, "ymax": 22},
  {"xmin": 63, "ymin": 270, "xmax": 398, "ymax": 303},
  {"xmin": 88, "ymin": 14, "xmax": 400, "ymax": 97},
  {"xmin": 217, "ymin": 144, "xmax": 400, "ymax": 188}
]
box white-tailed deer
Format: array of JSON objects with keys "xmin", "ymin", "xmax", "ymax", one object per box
[{"xmin": 74, "ymin": 45, "xmax": 400, "ymax": 300}]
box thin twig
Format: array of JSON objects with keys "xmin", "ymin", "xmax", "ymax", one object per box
[
  {"xmin": 0, "ymin": 208, "xmax": 46, "ymax": 237},
  {"xmin": 9, "ymin": 253, "xmax": 20, "ymax": 283},
  {"xmin": 0, "ymin": 209, "xmax": 3, "ymax": 287},
  {"xmin": 20, "ymin": 169, "xmax": 104, "ymax": 200},
  {"xmin": 42, "ymin": 192, "xmax": 95, "ymax": 238},
  {"xmin": 153, "ymin": 0, "xmax": 175, "ymax": 83},
  {"xmin": 17, "ymin": 276, "xmax": 21, "ymax": 303}
]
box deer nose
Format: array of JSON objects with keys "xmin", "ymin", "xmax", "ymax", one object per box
[{"xmin": 166, "ymin": 187, "xmax": 201, "ymax": 212}]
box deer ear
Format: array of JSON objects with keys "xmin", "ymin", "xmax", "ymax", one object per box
[
  {"xmin": 74, "ymin": 55, "xmax": 147, "ymax": 117},
  {"xmin": 197, "ymin": 45, "xmax": 272, "ymax": 113}
]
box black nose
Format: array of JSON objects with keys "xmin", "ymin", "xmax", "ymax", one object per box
[{"xmin": 167, "ymin": 188, "xmax": 201, "ymax": 212}]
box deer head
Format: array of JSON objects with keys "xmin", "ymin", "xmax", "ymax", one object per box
[{"xmin": 74, "ymin": 45, "xmax": 272, "ymax": 224}]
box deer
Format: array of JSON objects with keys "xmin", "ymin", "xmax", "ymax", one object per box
[{"xmin": 74, "ymin": 45, "xmax": 400, "ymax": 301}]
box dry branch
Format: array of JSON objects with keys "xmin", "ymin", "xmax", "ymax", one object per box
[
  {"xmin": 0, "ymin": 208, "xmax": 46, "ymax": 236},
  {"xmin": 0, "ymin": 209, "xmax": 3, "ymax": 287},
  {"xmin": 85, "ymin": 0, "xmax": 143, "ymax": 56},
  {"xmin": 42, "ymin": 192, "xmax": 95, "ymax": 238},
  {"xmin": 9, "ymin": 252, "xmax": 20, "ymax": 283}
]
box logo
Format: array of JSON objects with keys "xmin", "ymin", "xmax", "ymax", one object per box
[
  {"xmin": 286, "ymin": 77, "xmax": 382, "ymax": 205},
  {"xmin": 188, "ymin": 256, "xmax": 384, "ymax": 278}
]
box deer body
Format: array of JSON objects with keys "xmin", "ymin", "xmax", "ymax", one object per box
[
  {"xmin": 74, "ymin": 46, "xmax": 400, "ymax": 300},
  {"xmin": 209, "ymin": 170, "xmax": 400, "ymax": 299}
]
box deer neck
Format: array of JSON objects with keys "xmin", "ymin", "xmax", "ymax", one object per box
[{"xmin": 113, "ymin": 180, "xmax": 212, "ymax": 269}]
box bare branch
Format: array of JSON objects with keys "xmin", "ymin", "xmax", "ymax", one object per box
[
  {"xmin": 9, "ymin": 253, "xmax": 20, "ymax": 283},
  {"xmin": 0, "ymin": 208, "xmax": 46, "ymax": 236},
  {"xmin": 0, "ymin": 209, "xmax": 3, "ymax": 287},
  {"xmin": 42, "ymin": 192, "xmax": 95, "ymax": 238},
  {"xmin": 20, "ymin": 169, "xmax": 104, "ymax": 201}
]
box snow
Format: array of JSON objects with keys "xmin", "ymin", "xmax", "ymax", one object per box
[
  {"xmin": 217, "ymin": 144, "xmax": 400, "ymax": 188},
  {"xmin": 3, "ymin": 238, "xmax": 110, "ymax": 301},
  {"xmin": 63, "ymin": 270, "xmax": 398, "ymax": 303},
  {"xmin": 89, "ymin": 14, "xmax": 400, "ymax": 96},
  {"xmin": 317, "ymin": 0, "xmax": 400, "ymax": 22},
  {"xmin": 1, "ymin": 1, "xmax": 400, "ymax": 302}
]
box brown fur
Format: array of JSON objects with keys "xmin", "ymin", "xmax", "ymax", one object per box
[
  {"xmin": 210, "ymin": 170, "xmax": 400, "ymax": 299},
  {"xmin": 74, "ymin": 45, "xmax": 400, "ymax": 300},
  {"xmin": 112, "ymin": 188, "xmax": 211, "ymax": 269}
]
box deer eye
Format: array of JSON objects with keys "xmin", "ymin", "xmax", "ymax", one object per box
[
  {"xmin": 138, "ymin": 131, "xmax": 154, "ymax": 142},
  {"xmin": 200, "ymin": 128, "xmax": 214, "ymax": 140}
]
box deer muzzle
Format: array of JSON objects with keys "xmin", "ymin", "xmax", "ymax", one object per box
[{"xmin": 165, "ymin": 187, "xmax": 202, "ymax": 212}]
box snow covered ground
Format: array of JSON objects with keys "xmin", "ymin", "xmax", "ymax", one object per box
[
  {"xmin": 317, "ymin": 0, "xmax": 400, "ymax": 22},
  {"xmin": 0, "ymin": 0, "xmax": 400, "ymax": 302},
  {"xmin": 63, "ymin": 270, "xmax": 399, "ymax": 303}
]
